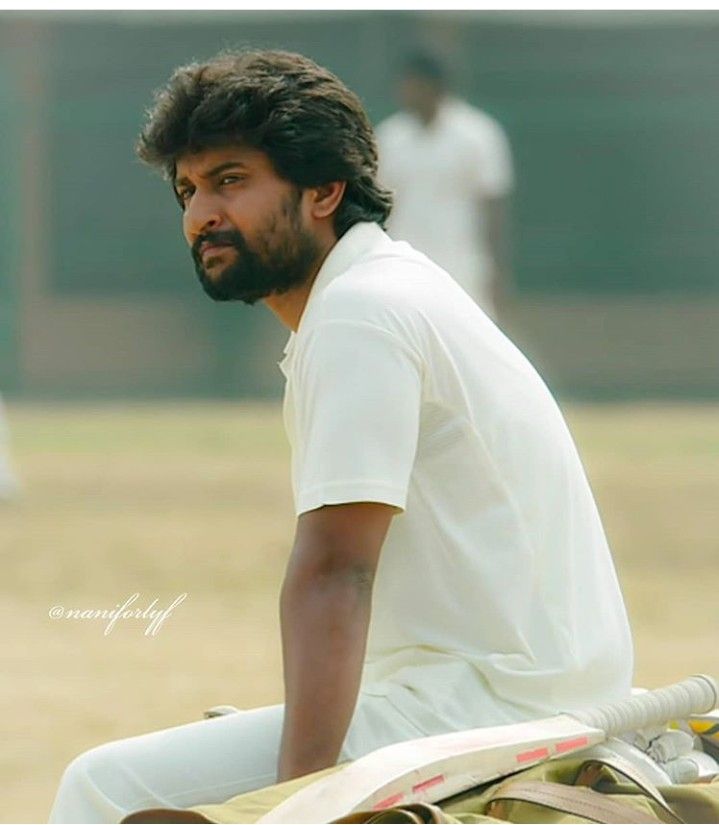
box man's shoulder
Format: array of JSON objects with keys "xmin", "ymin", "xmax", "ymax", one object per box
[
  {"xmin": 444, "ymin": 98, "xmax": 507, "ymax": 140},
  {"xmin": 375, "ymin": 111, "xmax": 416, "ymax": 144},
  {"xmin": 324, "ymin": 250, "xmax": 430, "ymax": 315},
  {"xmin": 304, "ymin": 244, "xmax": 445, "ymax": 345}
]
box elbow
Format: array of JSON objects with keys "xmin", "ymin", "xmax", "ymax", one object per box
[
  {"xmin": 280, "ymin": 551, "xmax": 377, "ymax": 623},
  {"xmin": 283, "ymin": 557, "xmax": 376, "ymax": 599},
  {"xmin": 328, "ymin": 561, "xmax": 376, "ymax": 594},
  {"xmin": 279, "ymin": 561, "xmax": 375, "ymax": 641}
]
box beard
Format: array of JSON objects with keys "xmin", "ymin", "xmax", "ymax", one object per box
[{"xmin": 190, "ymin": 191, "xmax": 321, "ymax": 305}]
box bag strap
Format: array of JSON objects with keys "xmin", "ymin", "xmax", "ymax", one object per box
[
  {"xmin": 576, "ymin": 753, "xmax": 684, "ymax": 823},
  {"xmin": 486, "ymin": 779, "xmax": 664, "ymax": 824}
]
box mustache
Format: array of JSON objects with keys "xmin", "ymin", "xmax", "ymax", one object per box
[{"xmin": 191, "ymin": 229, "xmax": 247, "ymax": 263}]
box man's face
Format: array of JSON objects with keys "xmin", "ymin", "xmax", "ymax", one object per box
[
  {"xmin": 174, "ymin": 145, "xmax": 321, "ymax": 304},
  {"xmin": 398, "ymin": 75, "xmax": 442, "ymax": 122}
]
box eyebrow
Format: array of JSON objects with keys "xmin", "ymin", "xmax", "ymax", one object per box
[{"xmin": 173, "ymin": 161, "xmax": 248, "ymax": 191}]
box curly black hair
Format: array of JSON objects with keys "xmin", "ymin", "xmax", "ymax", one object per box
[{"xmin": 136, "ymin": 49, "xmax": 393, "ymax": 237}]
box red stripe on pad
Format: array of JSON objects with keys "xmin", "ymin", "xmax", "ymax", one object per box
[
  {"xmin": 412, "ymin": 774, "xmax": 445, "ymax": 794},
  {"xmin": 555, "ymin": 736, "xmax": 590, "ymax": 755},
  {"xmin": 516, "ymin": 746, "xmax": 550, "ymax": 764},
  {"xmin": 372, "ymin": 792, "xmax": 405, "ymax": 810}
]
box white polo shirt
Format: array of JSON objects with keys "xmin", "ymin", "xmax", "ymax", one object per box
[
  {"xmin": 279, "ymin": 221, "xmax": 633, "ymax": 734},
  {"xmin": 376, "ymin": 97, "xmax": 514, "ymax": 315}
]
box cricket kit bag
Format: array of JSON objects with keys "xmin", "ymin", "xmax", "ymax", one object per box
[{"xmin": 121, "ymin": 676, "xmax": 719, "ymax": 824}]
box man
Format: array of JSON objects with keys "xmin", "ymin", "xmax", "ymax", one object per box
[
  {"xmin": 49, "ymin": 49, "xmax": 632, "ymax": 823},
  {"xmin": 376, "ymin": 52, "xmax": 514, "ymax": 318}
]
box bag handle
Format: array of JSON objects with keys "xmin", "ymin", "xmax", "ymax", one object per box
[
  {"xmin": 486, "ymin": 779, "xmax": 664, "ymax": 824},
  {"xmin": 576, "ymin": 752, "xmax": 683, "ymax": 823}
]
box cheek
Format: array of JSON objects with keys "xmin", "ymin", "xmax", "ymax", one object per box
[{"xmin": 181, "ymin": 214, "xmax": 192, "ymax": 247}]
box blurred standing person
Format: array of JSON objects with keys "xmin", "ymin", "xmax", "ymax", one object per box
[
  {"xmin": 0, "ymin": 393, "xmax": 19, "ymax": 500},
  {"xmin": 376, "ymin": 52, "xmax": 514, "ymax": 319}
]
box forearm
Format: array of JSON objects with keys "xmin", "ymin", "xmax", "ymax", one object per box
[
  {"xmin": 277, "ymin": 566, "xmax": 373, "ymax": 782},
  {"xmin": 485, "ymin": 195, "xmax": 511, "ymax": 286}
]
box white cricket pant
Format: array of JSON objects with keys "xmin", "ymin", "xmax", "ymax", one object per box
[{"xmin": 48, "ymin": 693, "xmax": 429, "ymax": 823}]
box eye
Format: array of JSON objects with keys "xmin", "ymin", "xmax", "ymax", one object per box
[
  {"xmin": 220, "ymin": 174, "xmax": 245, "ymax": 186},
  {"xmin": 176, "ymin": 187, "xmax": 193, "ymax": 206}
]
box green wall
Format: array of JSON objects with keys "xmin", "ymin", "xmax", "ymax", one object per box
[
  {"xmin": 0, "ymin": 44, "xmax": 22, "ymax": 389},
  {"xmin": 38, "ymin": 12, "xmax": 719, "ymax": 298},
  {"xmin": 452, "ymin": 19, "xmax": 719, "ymax": 294},
  {"xmin": 3, "ymin": 11, "xmax": 719, "ymax": 398}
]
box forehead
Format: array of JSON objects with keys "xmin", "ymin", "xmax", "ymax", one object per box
[{"xmin": 174, "ymin": 144, "xmax": 275, "ymax": 183}]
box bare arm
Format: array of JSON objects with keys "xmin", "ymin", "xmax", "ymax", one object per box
[
  {"xmin": 277, "ymin": 501, "xmax": 397, "ymax": 782},
  {"xmin": 484, "ymin": 193, "xmax": 513, "ymax": 310}
]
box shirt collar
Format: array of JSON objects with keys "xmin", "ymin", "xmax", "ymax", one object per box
[
  {"xmin": 278, "ymin": 221, "xmax": 387, "ymax": 373},
  {"xmin": 410, "ymin": 96, "xmax": 456, "ymax": 132}
]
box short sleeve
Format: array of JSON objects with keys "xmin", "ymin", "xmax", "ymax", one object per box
[
  {"xmin": 290, "ymin": 320, "xmax": 423, "ymax": 515},
  {"xmin": 472, "ymin": 118, "xmax": 514, "ymax": 199}
]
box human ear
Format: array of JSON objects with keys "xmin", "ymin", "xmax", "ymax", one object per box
[{"xmin": 307, "ymin": 181, "xmax": 346, "ymax": 220}]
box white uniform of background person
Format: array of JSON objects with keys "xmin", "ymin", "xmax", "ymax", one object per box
[
  {"xmin": 49, "ymin": 221, "xmax": 633, "ymax": 823},
  {"xmin": 376, "ymin": 97, "xmax": 514, "ymax": 317}
]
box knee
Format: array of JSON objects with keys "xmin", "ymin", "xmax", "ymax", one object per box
[
  {"xmin": 60, "ymin": 740, "xmax": 121, "ymax": 787},
  {"xmin": 51, "ymin": 741, "xmax": 130, "ymax": 823}
]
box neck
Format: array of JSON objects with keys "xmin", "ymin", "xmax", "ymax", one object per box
[
  {"xmin": 416, "ymin": 97, "xmax": 441, "ymax": 127},
  {"xmin": 263, "ymin": 231, "xmax": 337, "ymax": 332}
]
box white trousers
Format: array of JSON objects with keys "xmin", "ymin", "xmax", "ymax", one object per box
[{"xmin": 48, "ymin": 693, "xmax": 429, "ymax": 823}]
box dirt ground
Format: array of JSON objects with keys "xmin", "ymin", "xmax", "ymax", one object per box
[{"xmin": 1, "ymin": 400, "xmax": 716, "ymax": 822}]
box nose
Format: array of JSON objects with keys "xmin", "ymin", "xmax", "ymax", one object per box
[{"xmin": 183, "ymin": 192, "xmax": 225, "ymax": 244}]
